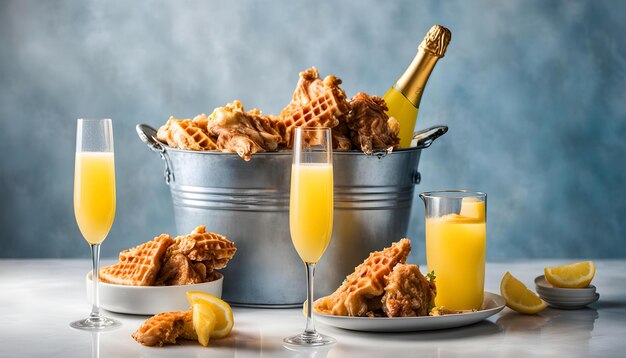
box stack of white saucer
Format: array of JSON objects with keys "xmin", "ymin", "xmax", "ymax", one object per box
[{"xmin": 534, "ymin": 275, "xmax": 599, "ymax": 309}]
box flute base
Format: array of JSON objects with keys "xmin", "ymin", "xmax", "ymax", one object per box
[
  {"xmin": 70, "ymin": 315, "xmax": 121, "ymax": 331},
  {"xmin": 283, "ymin": 331, "xmax": 336, "ymax": 347}
]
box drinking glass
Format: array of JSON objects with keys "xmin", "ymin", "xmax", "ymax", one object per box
[
  {"xmin": 71, "ymin": 118, "xmax": 121, "ymax": 330},
  {"xmin": 420, "ymin": 190, "xmax": 487, "ymax": 310},
  {"xmin": 284, "ymin": 127, "xmax": 335, "ymax": 347}
]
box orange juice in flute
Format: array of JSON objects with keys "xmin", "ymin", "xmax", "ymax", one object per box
[
  {"xmin": 74, "ymin": 152, "xmax": 116, "ymax": 244},
  {"xmin": 290, "ymin": 163, "xmax": 333, "ymax": 263}
]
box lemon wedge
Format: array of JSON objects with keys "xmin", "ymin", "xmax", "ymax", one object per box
[
  {"xmin": 187, "ymin": 291, "xmax": 234, "ymax": 339},
  {"xmin": 192, "ymin": 303, "xmax": 216, "ymax": 346},
  {"xmin": 544, "ymin": 261, "xmax": 596, "ymax": 288},
  {"xmin": 500, "ymin": 272, "xmax": 547, "ymax": 314}
]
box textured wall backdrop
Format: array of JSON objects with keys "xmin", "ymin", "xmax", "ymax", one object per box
[{"xmin": 1, "ymin": 0, "xmax": 625, "ymax": 261}]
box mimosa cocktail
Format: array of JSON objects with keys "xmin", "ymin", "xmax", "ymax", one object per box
[
  {"xmin": 74, "ymin": 152, "xmax": 116, "ymax": 244},
  {"xmin": 284, "ymin": 127, "xmax": 335, "ymax": 347},
  {"xmin": 71, "ymin": 118, "xmax": 120, "ymax": 330}
]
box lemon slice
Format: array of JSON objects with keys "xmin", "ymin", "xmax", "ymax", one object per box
[
  {"xmin": 187, "ymin": 291, "xmax": 234, "ymax": 339},
  {"xmin": 500, "ymin": 272, "xmax": 547, "ymax": 314},
  {"xmin": 192, "ymin": 303, "xmax": 216, "ymax": 346},
  {"xmin": 544, "ymin": 261, "xmax": 596, "ymax": 288}
]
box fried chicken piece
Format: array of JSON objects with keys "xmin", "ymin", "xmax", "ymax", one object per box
[
  {"xmin": 206, "ymin": 100, "xmax": 282, "ymax": 161},
  {"xmin": 165, "ymin": 226, "xmax": 237, "ymax": 271},
  {"xmin": 314, "ymin": 239, "xmax": 411, "ymax": 317},
  {"xmin": 345, "ymin": 93, "xmax": 400, "ymax": 154},
  {"xmin": 381, "ymin": 264, "xmax": 437, "ymax": 317},
  {"xmin": 154, "ymin": 253, "xmax": 203, "ymax": 286},
  {"xmin": 277, "ymin": 67, "xmax": 350, "ymax": 147},
  {"xmin": 132, "ymin": 309, "xmax": 197, "ymax": 347},
  {"xmin": 192, "ymin": 262, "xmax": 207, "ymax": 281},
  {"xmin": 331, "ymin": 122, "xmax": 353, "ymax": 150},
  {"xmin": 204, "ymin": 270, "xmax": 223, "ymax": 283}
]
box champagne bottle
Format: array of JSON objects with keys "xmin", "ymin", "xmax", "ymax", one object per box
[{"xmin": 383, "ymin": 25, "xmax": 451, "ymax": 148}]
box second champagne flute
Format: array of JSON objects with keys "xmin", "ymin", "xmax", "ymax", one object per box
[
  {"xmin": 284, "ymin": 127, "xmax": 335, "ymax": 347},
  {"xmin": 71, "ymin": 118, "xmax": 120, "ymax": 330}
]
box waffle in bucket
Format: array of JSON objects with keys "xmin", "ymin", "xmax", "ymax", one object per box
[
  {"xmin": 276, "ymin": 67, "xmax": 350, "ymax": 147},
  {"xmin": 153, "ymin": 67, "xmax": 400, "ymax": 158},
  {"xmin": 99, "ymin": 227, "xmax": 236, "ymax": 286},
  {"xmin": 157, "ymin": 117, "xmax": 218, "ymax": 151}
]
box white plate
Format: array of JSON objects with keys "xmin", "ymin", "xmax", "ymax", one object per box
[
  {"xmin": 86, "ymin": 272, "xmax": 223, "ymax": 315},
  {"xmin": 314, "ymin": 292, "xmax": 505, "ymax": 332}
]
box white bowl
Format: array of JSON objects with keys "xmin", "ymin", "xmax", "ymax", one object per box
[
  {"xmin": 86, "ymin": 272, "xmax": 223, "ymax": 315},
  {"xmin": 534, "ymin": 275, "xmax": 599, "ymax": 309},
  {"xmin": 540, "ymin": 293, "xmax": 600, "ymax": 310},
  {"xmin": 536, "ymin": 287, "xmax": 597, "ymax": 300},
  {"xmin": 535, "ymin": 275, "xmax": 596, "ymax": 294}
]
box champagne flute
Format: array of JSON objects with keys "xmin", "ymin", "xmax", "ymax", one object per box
[
  {"xmin": 71, "ymin": 118, "xmax": 120, "ymax": 330},
  {"xmin": 284, "ymin": 127, "xmax": 336, "ymax": 347}
]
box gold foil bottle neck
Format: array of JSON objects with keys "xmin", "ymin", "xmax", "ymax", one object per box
[{"xmin": 418, "ymin": 25, "xmax": 451, "ymax": 58}]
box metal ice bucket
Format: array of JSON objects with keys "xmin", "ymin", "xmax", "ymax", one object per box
[{"xmin": 137, "ymin": 124, "xmax": 447, "ymax": 307}]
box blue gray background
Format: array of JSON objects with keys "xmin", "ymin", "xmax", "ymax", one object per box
[{"xmin": 1, "ymin": 0, "xmax": 625, "ymax": 260}]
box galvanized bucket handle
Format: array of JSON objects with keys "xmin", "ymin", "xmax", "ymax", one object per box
[
  {"xmin": 413, "ymin": 125, "xmax": 448, "ymax": 149},
  {"xmin": 410, "ymin": 125, "xmax": 448, "ymax": 184},
  {"xmin": 136, "ymin": 124, "xmax": 174, "ymax": 185}
]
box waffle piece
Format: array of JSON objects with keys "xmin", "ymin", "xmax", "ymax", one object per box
[
  {"xmin": 155, "ymin": 253, "xmax": 203, "ymax": 286},
  {"xmin": 156, "ymin": 117, "xmax": 218, "ymax": 151},
  {"xmin": 345, "ymin": 93, "xmax": 400, "ymax": 154},
  {"xmin": 313, "ymin": 238, "xmax": 411, "ymax": 317},
  {"xmin": 381, "ymin": 264, "xmax": 437, "ymax": 317},
  {"xmin": 100, "ymin": 234, "xmax": 174, "ymax": 286},
  {"xmin": 166, "ymin": 226, "xmax": 237, "ymax": 271},
  {"xmin": 132, "ymin": 309, "xmax": 196, "ymax": 347},
  {"xmin": 206, "ymin": 100, "xmax": 282, "ymax": 161},
  {"xmin": 277, "ymin": 67, "xmax": 350, "ymax": 147}
]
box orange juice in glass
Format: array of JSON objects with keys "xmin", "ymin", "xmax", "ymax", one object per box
[{"xmin": 420, "ymin": 191, "xmax": 486, "ymax": 310}]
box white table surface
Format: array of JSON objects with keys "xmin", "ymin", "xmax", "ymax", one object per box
[{"xmin": 1, "ymin": 259, "xmax": 625, "ymax": 358}]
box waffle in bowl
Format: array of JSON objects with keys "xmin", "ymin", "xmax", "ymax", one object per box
[
  {"xmin": 99, "ymin": 227, "xmax": 235, "ymax": 287},
  {"xmin": 100, "ymin": 234, "xmax": 174, "ymax": 286},
  {"xmin": 314, "ymin": 238, "xmax": 411, "ymax": 317}
]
